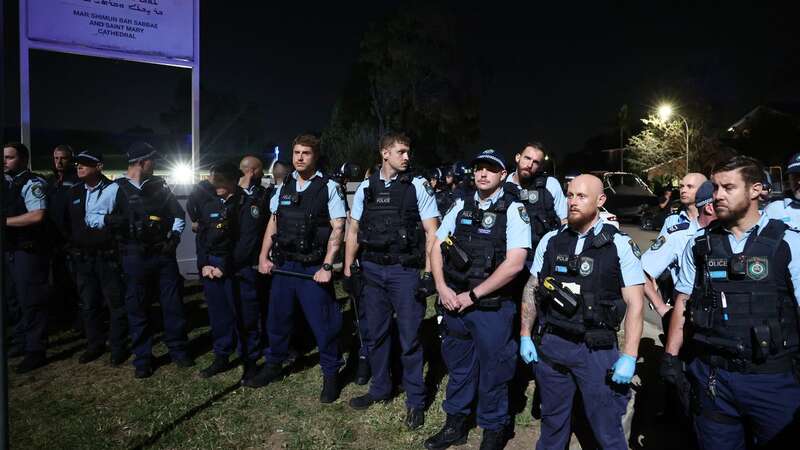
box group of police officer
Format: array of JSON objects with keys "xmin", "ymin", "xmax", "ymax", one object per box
[{"xmin": 4, "ymin": 134, "xmax": 800, "ymax": 449}]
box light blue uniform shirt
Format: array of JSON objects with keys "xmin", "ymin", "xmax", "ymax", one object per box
[
  {"xmin": 507, "ymin": 172, "xmax": 568, "ymax": 220},
  {"xmin": 118, "ymin": 176, "xmax": 185, "ymax": 235},
  {"xmin": 531, "ymin": 217, "xmax": 646, "ymax": 287},
  {"xmin": 658, "ymin": 210, "xmax": 691, "ymax": 237},
  {"xmin": 641, "ymin": 219, "xmax": 700, "ymax": 283},
  {"xmin": 13, "ymin": 171, "xmax": 47, "ymax": 211},
  {"xmin": 674, "ymin": 213, "xmax": 800, "ymax": 304},
  {"xmin": 436, "ymin": 188, "xmax": 531, "ymax": 251},
  {"xmin": 764, "ymin": 198, "xmax": 800, "ymax": 230},
  {"xmin": 350, "ymin": 172, "xmax": 440, "ymax": 222},
  {"xmin": 84, "ymin": 179, "xmax": 120, "ymax": 229},
  {"xmin": 269, "ymin": 170, "xmax": 347, "ymax": 219}
]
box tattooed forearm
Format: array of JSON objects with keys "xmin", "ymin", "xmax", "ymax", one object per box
[
  {"xmin": 521, "ymin": 275, "xmax": 538, "ymax": 336},
  {"xmin": 324, "ymin": 218, "xmax": 345, "ymax": 264}
]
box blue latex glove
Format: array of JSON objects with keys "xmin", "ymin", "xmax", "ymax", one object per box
[
  {"xmin": 611, "ymin": 353, "xmax": 637, "ymax": 384},
  {"xmin": 520, "ymin": 336, "xmax": 539, "ymax": 364}
]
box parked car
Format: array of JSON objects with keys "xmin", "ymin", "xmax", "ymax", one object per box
[{"xmin": 594, "ymin": 171, "xmax": 659, "ymax": 222}]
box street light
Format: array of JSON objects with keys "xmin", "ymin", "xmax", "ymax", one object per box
[{"xmin": 656, "ymin": 103, "xmax": 690, "ymax": 172}]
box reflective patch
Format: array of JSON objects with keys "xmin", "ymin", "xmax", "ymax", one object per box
[
  {"xmin": 210, "ymin": 212, "xmax": 220, "ymax": 218},
  {"xmin": 73, "ymin": 198, "xmax": 81, "ymax": 204},
  {"xmin": 579, "ymin": 257, "xmax": 594, "ymax": 276},
  {"xmin": 709, "ymin": 270, "xmax": 728, "ymax": 279},
  {"xmin": 280, "ymin": 200, "xmax": 291, "ymax": 206},
  {"xmin": 459, "ymin": 218, "xmax": 473, "ymax": 225},
  {"xmin": 747, "ymin": 257, "xmax": 768, "ymax": 281},
  {"xmin": 31, "ymin": 183, "xmax": 45, "ymax": 199},
  {"xmin": 528, "ymin": 190, "xmax": 539, "ymax": 204},
  {"xmin": 649, "ymin": 235, "xmax": 666, "ymax": 251},
  {"xmin": 250, "ymin": 205, "xmax": 260, "ymax": 218},
  {"xmin": 477, "ymin": 228, "xmax": 491, "ymax": 234},
  {"xmin": 628, "ymin": 239, "xmax": 642, "ymax": 258},
  {"xmin": 518, "ymin": 206, "xmax": 530, "ymax": 224},
  {"xmin": 482, "ymin": 212, "xmax": 497, "ymax": 229},
  {"xmin": 555, "ymin": 265, "xmax": 568, "ymax": 273},
  {"xmin": 423, "ymin": 180, "xmax": 434, "ymax": 196}
]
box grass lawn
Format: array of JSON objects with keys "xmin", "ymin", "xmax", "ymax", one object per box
[{"xmin": 9, "ymin": 285, "xmax": 540, "ymax": 449}]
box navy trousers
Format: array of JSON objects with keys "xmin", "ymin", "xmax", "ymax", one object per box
[
  {"xmin": 72, "ymin": 252, "xmax": 128, "ymax": 354},
  {"xmin": 6, "ymin": 250, "xmax": 49, "ymax": 354},
  {"xmin": 688, "ymin": 358, "xmax": 800, "ymax": 450},
  {"xmin": 441, "ymin": 300, "xmax": 518, "ymax": 431},
  {"xmin": 265, "ymin": 261, "xmax": 343, "ymax": 376},
  {"xmin": 361, "ymin": 261, "xmax": 425, "ymax": 408},
  {"xmin": 122, "ymin": 250, "xmax": 189, "ymax": 369},
  {"xmin": 202, "ymin": 256, "xmax": 262, "ymax": 362},
  {"xmin": 533, "ymin": 332, "xmax": 630, "ymax": 450}
]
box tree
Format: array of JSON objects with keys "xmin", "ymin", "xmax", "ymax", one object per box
[
  {"xmin": 626, "ymin": 114, "xmax": 694, "ymax": 174},
  {"xmin": 322, "ymin": 5, "xmax": 481, "ymax": 170}
]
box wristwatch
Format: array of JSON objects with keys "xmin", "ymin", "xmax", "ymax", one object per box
[
  {"xmin": 322, "ymin": 263, "xmax": 333, "ymax": 272},
  {"xmin": 469, "ymin": 289, "xmax": 480, "ymax": 303}
]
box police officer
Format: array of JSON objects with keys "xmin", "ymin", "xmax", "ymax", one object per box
[
  {"xmin": 642, "ymin": 181, "xmax": 716, "ymax": 318},
  {"xmin": 192, "ymin": 163, "xmax": 265, "ymax": 381},
  {"xmin": 3, "ymin": 142, "xmax": 50, "ymax": 373},
  {"xmin": 504, "ymin": 142, "xmax": 567, "ymax": 264},
  {"xmin": 764, "ymin": 152, "xmax": 800, "ymax": 229},
  {"xmin": 659, "ymin": 172, "xmax": 708, "ymax": 236},
  {"xmin": 520, "ymin": 174, "xmax": 645, "ymax": 450},
  {"xmin": 108, "ymin": 142, "xmax": 193, "ymax": 378},
  {"xmin": 663, "ymin": 156, "xmax": 800, "ymax": 448},
  {"xmin": 46, "ymin": 144, "xmax": 81, "ymax": 329},
  {"xmin": 250, "ymin": 134, "xmax": 346, "ymax": 404},
  {"xmin": 425, "ymin": 149, "xmax": 531, "ymax": 450},
  {"xmin": 344, "ymin": 132, "xmax": 440, "ymax": 429},
  {"xmin": 65, "ymin": 150, "xmax": 129, "ymax": 365}
]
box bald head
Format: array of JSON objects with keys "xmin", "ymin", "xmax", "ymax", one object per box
[
  {"xmin": 679, "ymin": 172, "xmax": 708, "ymax": 207},
  {"xmin": 238, "ymin": 155, "xmax": 264, "ymax": 188},
  {"xmin": 567, "ymin": 174, "xmax": 606, "ymax": 231}
]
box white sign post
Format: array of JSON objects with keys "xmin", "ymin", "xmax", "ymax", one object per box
[{"xmin": 19, "ymin": 0, "xmax": 200, "ymax": 170}]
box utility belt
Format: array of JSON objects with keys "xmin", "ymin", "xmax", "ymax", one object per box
[
  {"xmin": 68, "ymin": 246, "xmax": 118, "ymax": 259},
  {"xmin": 131, "ymin": 215, "xmax": 168, "ymax": 244},
  {"xmin": 272, "ymin": 246, "xmax": 325, "ymax": 265},
  {"xmin": 698, "ymin": 352, "xmax": 796, "ymax": 374},
  {"xmin": 361, "ymin": 250, "xmax": 422, "ymax": 268},
  {"xmin": 542, "ymin": 324, "xmax": 618, "ymax": 350}
]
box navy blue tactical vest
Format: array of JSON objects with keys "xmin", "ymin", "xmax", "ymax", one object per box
[
  {"xmin": 5, "ymin": 171, "xmax": 47, "ymax": 251},
  {"xmin": 538, "ymin": 223, "xmax": 626, "ymax": 347},
  {"xmin": 115, "ymin": 176, "xmax": 176, "ymax": 246},
  {"xmin": 688, "ymin": 219, "xmax": 799, "ymax": 372},
  {"xmin": 234, "ymin": 185, "xmax": 270, "ymax": 269},
  {"xmin": 273, "ymin": 175, "xmax": 331, "ymax": 264},
  {"xmin": 443, "ymin": 195, "xmax": 510, "ymax": 296},
  {"xmin": 196, "ymin": 192, "xmax": 242, "ymax": 259},
  {"xmin": 358, "ymin": 171, "xmax": 424, "ymax": 267},
  {"xmin": 504, "ymin": 174, "xmax": 561, "ymax": 256}
]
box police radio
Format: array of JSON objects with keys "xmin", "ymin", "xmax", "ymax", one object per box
[{"xmin": 542, "ymin": 276, "xmax": 579, "ymax": 317}]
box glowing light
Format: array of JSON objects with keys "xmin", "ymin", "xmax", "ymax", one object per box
[
  {"xmin": 657, "ymin": 104, "xmax": 674, "ymax": 122},
  {"xmin": 170, "ymin": 162, "xmax": 194, "ymax": 184}
]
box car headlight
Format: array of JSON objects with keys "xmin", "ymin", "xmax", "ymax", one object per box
[{"xmin": 170, "ymin": 162, "xmax": 194, "ymax": 185}]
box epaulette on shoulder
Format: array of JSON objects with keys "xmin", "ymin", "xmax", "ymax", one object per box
[{"xmin": 667, "ymin": 222, "xmax": 691, "ymax": 234}]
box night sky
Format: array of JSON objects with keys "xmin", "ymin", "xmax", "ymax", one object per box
[{"xmin": 3, "ymin": 1, "xmax": 799, "ymax": 166}]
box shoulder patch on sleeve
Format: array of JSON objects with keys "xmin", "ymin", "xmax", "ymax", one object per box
[
  {"xmin": 667, "ymin": 222, "xmax": 690, "ymax": 234},
  {"xmin": 628, "ymin": 239, "xmax": 642, "ymax": 258},
  {"xmin": 649, "ymin": 235, "xmax": 667, "ymax": 251},
  {"xmin": 518, "ymin": 205, "xmax": 530, "ymax": 224},
  {"xmin": 31, "ymin": 182, "xmax": 45, "ymax": 199},
  {"xmin": 423, "ymin": 180, "xmax": 434, "ymax": 196},
  {"xmin": 335, "ymin": 183, "xmax": 345, "ymax": 200}
]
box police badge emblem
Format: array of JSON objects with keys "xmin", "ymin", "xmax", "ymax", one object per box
[
  {"xmin": 649, "ymin": 235, "xmax": 666, "ymax": 251},
  {"xmin": 579, "ymin": 257, "xmax": 594, "ymax": 276},
  {"xmin": 628, "ymin": 239, "xmax": 642, "ymax": 258},
  {"xmin": 423, "ymin": 180, "xmax": 434, "ymax": 196},
  {"xmin": 519, "ymin": 189, "xmax": 529, "ymax": 201},
  {"xmin": 31, "ymin": 183, "xmax": 45, "ymax": 199},
  {"xmin": 250, "ymin": 205, "xmax": 260, "ymax": 218},
  {"xmin": 528, "ymin": 190, "xmax": 539, "ymax": 204},
  {"xmin": 517, "ymin": 206, "xmax": 530, "ymax": 224},
  {"xmin": 481, "ymin": 212, "xmax": 497, "ymax": 229},
  {"xmin": 746, "ymin": 257, "xmax": 768, "ymax": 281},
  {"xmin": 335, "ymin": 184, "xmax": 345, "ymax": 200}
]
